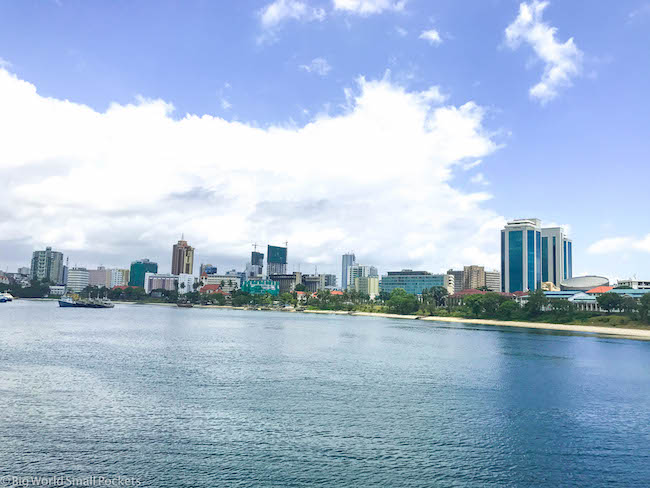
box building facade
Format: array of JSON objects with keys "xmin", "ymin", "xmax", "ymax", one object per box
[
  {"xmin": 110, "ymin": 269, "xmax": 130, "ymax": 288},
  {"xmin": 346, "ymin": 265, "xmax": 378, "ymax": 290},
  {"xmin": 354, "ymin": 276, "xmax": 380, "ymax": 299},
  {"xmin": 200, "ymin": 264, "xmax": 218, "ymax": 275},
  {"xmin": 380, "ymin": 270, "xmax": 453, "ymax": 296},
  {"xmin": 143, "ymin": 273, "xmax": 178, "ymax": 294},
  {"xmin": 447, "ymin": 269, "xmax": 464, "ymax": 294},
  {"xmin": 616, "ymin": 280, "xmax": 650, "ymax": 290},
  {"xmin": 88, "ymin": 267, "xmax": 111, "ymax": 288},
  {"xmin": 201, "ymin": 275, "xmax": 241, "ymax": 293},
  {"xmin": 268, "ymin": 272, "xmax": 302, "ymax": 294},
  {"xmin": 302, "ymin": 274, "xmax": 326, "ymax": 293},
  {"xmin": 267, "ymin": 245, "xmax": 288, "ymax": 276},
  {"xmin": 129, "ymin": 259, "xmax": 158, "ymax": 288},
  {"xmin": 323, "ymin": 274, "xmax": 337, "ymax": 288},
  {"xmin": 30, "ymin": 247, "xmax": 64, "ymax": 284},
  {"xmin": 541, "ymin": 227, "xmax": 573, "ymax": 287},
  {"xmin": 172, "ymin": 239, "xmax": 194, "ymax": 275},
  {"xmin": 177, "ymin": 273, "xmax": 195, "ymax": 294},
  {"xmin": 66, "ymin": 267, "xmax": 90, "ymax": 293},
  {"xmin": 242, "ymin": 280, "xmax": 280, "ymax": 296},
  {"xmin": 485, "ymin": 271, "xmax": 501, "ymax": 292},
  {"xmin": 341, "ymin": 253, "xmax": 356, "ymax": 292}
]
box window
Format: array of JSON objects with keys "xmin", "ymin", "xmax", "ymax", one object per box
[{"xmin": 509, "ymin": 231, "xmax": 523, "ymax": 292}]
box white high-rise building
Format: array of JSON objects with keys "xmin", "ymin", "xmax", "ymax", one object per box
[
  {"xmin": 341, "ymin": 253, "xmax": 356, "ymax": 291},
  {"xmin": 110, "ymin": 269, "xmax": 130, "ymax": 288},
  {"xmin": 66, "ymin": 267, "xmax": 90, "ymax": 293},
  {"xmin": 541, "ymin": 227, "xmax": 573, "ymax": 287},
  {"xmin": 346, "ymin": 265, "xmax": 378, "ymax": 290}
]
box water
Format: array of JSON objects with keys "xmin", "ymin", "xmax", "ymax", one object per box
[{"xmin": 1, "ymin": 300, "xmax": 649, "ymax": 487}]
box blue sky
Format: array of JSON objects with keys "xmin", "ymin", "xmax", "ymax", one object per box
[{"xmin": 0, "ymin": 0, "xmax": 649, "ymax": 282}]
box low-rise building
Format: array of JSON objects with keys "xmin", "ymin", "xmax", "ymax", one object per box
[
  {"xmin": 268, "ymin": 272, "xmax": 302, "ymax": 293},
  {"xmin": 616, "ymin": 280, "xmax": 650, "ymax": 290},
  {"xmin": 200, "ymin": 274, "xmax": 241, "ymax": 293},
  {"xmin": 144, "ymin": 273, "xmax": 178, "ymax": 294},
  {"xmin": 242, "ymin": 280, "xmax": 280, "ymax": 296},
  {"xmin": 302, "ymin": 274, "xmax": 326, "ymax": 293},
  {"xmin": 48, "ymin": 285, "xmax": 66, "ymax": 296},
  {"xmin": 354, "ymin": 276, "xmax": 380, "ymax": 299},
  {"xmin": 177, "ymin": 273, "xmax": 195, "ymax": 294},
  {"xmin": 380, "ymin": 270, "xmax": 453, "ymax": 296}
]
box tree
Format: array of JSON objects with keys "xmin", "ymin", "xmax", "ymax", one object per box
[
  {"xmin": 464, "ymin": 295, "xmax": 485, "ymax": 316},
  {"xmin": 597, "ymin": 292, "xmax": 623, "ymax": 314},
  {"xmin": 294, "ymin": 283, "xmax": 306, "ymax": 292},
  {"xmin": 524, "ymin": 289, "xmax": 548, "ymax": 317},
  {"xmin": 386, "ymin": 288, "xmax": 419, "ymax": 315},
  {"xmin": 639, "ymin": 293, "xmax": 650, "ymax": 323},
  {"xmin": 497, "ymin": 300, "xmax": 519, "ymax": 320},
  {"xmin": 476, "ymin": 286, "xmax": 490, "ymax": 292}
]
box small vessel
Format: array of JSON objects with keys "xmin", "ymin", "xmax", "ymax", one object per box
[
  {"xmin": 1, "ymin": 292, "xmax": 13, "ymax": 302},
  {"xmin": 177, "ymin": 302, "xmax": 193, "ymax": 308}
]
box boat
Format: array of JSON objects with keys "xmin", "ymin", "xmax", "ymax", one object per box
[
  {"xmin": 59, "ymin": 296, "xmax": 114, "ymax": 308},
  {"xmin": 177, "ymin": 302, "xmax": 193, "ymax": 308},
  {"xmin": 1, "ymin": 292, "xmax": 13, "ymax": 302}
]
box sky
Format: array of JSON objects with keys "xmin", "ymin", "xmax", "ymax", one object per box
[{"xmin": 0, "ymin": 0, "xmax": 649, "ymax": 283}]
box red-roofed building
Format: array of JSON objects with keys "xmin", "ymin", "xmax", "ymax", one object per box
[
  {"xmin": 329, "ymin": 290, "xmax": 344, "ymax": 296},
  {"xmin": 199, "ymin": 284, "xmax": 228, "ymax": 295},
  {"xmin": 586, "ymin": 286, "xmax": 614, "ymax": 296}
]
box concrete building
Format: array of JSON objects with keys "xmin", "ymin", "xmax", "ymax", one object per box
[
  {"xmin": 267, "ymin": 245, "xmax": 288, "ymax": 276},
  {"xmin": 616, "ymin": 279, "xmax": 650, "ymax": 290},
  {"xmin": 380, "ymin": 270, "xmax": 453, "ymax": 296},
  {"xmin": 354, "ymin": 276, "xmax": 380, "ymax": 299},
  {"xmin": 66, "ymin": 267, "xmax": 89, "ymax": 293},
  {"xmin": 171, "ymin": 239, "xmax": 194, "ymax": 275},
  {"xmin": 323, "ymin": 274, "xmax": 337, "ymax": 288},
  {"xmin": 447, "ymin": 269, "xmax": 464, "ymax": 294},
  {"xmin": 129, "ymin": 259, "xmax": 158, "ymax": 288},
  {"xmin": 560, "ymin": 275, "xmax": 609, "ymax": 292},
  {"xmin": 242, "ymin": 280, "xmax": 280, "ymax": 296},
  {"xmin": 501, "ymin": 218, "xmax": 543, "ymax": 293},
  {"xmin": 144, "ymin": 273, "xmax": 178, "ymax": 294},
  {"xmin": 463, "ymin": 265, "xmax": 486, "ymax": 290},
  {"xmin": 485, "ymin": 271, "xmax": 501, "ymax": 292},
  {"xmin": 48, "ymin": 285, "xmax": 66, "ymax": 296},
  {"xmin": 110, "ymin": 269, "xmax": 130, "ymax": 288},
  {"xmin": 17, "ymin": 267, "xmax": 30, "ymax": 276},
  {"xmin": 246, "ymin": 251, "xmax": 264, "ymax": 279},
  {"xmin": 200, "ymin": 264, "xmax": 218, "ymax": 275},
  {"xmin": 346, "ymin": 265, "xmax": 378, "ymax": 290},
  {"xmin": 268, "ymin": 272, "xmax": 302, "ymax": 294},
  {"xmin": 541, "ymin": 227, "xmax": 573, "ymax": 287},
  {"xmin": 88, "ymin": 267, "xmax": 111, "ymax": 288},
  {"xmin": 302, "ymin": 274, "xmax": 326, "ymax": 293},
  {"xmin": 30, "ymin": 247, "xmax": 64, "ymax": 284},
  {"xmin": 341, "ymin": 253, "xmax": 356, "ymax": 292},
  {"xmin": 201, "ymin": 275, "xmax": 241, "ymax": 293}
]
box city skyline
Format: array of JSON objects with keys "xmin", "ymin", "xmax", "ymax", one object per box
[{"xmin": 1, "ymin": 1, "xmax": 649, "ymax": 281}]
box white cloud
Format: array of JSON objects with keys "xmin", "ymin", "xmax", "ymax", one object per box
[
  {"xmin": 333, "ymin": 0, "xmax": 406, "ymax": 15},
  {"xmin": 0, "ymin": 57, "xmax": 11, "ymax": 69},
  {"xmin": 299, "ymin": 57, "xmax": 332, "ymax": 76},
  {"xmin": 0, "ymin": 67, "xmax": 504, "ymax": 274},
  {"xmin": 258, "ymin": 0, "xmax": 325, "ymax": 42},
  {"xmin": 395, "ymin": 26, "xmax": 408, "ymax": 37},
  {"xmin": 470, "ymin": 173, "xmax": 489, "ymax": 185},
  {"xmin": 588, "ymin": 235, "xmax": 650, "ymax": 255},
  {"xmin": 505, "ymin": 1, "xmax": 583, "ymax": 103},
  {"xmin": 419, "ymin": 29, "xmax": 442, "ymax": 46},
  {"xmin": 220, "ymin": 98, "xmax": 232, "ymax": 110}
]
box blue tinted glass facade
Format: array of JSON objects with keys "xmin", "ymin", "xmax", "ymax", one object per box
[
  {"xmin": 541, "ymin": 237, "xmax": 548, "ymax": 282},
  {"xmin": 380, "ymin": 274, "xmax": 446, "ymax": 295},
  {"xmin": 563, "ymin": 240, "xmax": 567, "ymax": 280},
  {"xmin": 552, "ymin": 237, "xmax": 557, "ymax": 284},
  {"xmin": 536, "ymin": 231, "xmax": 541, "ymax": 288},
  {"xmin": 568, "ymin": 241, "xmax": 573, "ymax": 279},
  {"xmin": 527, "ymin": 230, "xmax": 535, "ymax": 291},
  {"xmin": 501, "ymin": 231, "xmax": 505, "ymax": 292},
  {"xmin": 508, "ymin": 231, "xmax": 523, "ymax": 293}
]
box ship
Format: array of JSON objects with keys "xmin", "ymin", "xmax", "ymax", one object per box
[
  {"xmin": 58, "ymin": 296, "xmax": 114, "ymax": 308},
  {"xmin": 0, "ymin": 292, "xmax": 13, "ymax": 302}
]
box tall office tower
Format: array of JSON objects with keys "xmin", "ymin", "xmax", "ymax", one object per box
[
  {"xmin": 30, "ymin": 247, "xmax": 64, "ymax": 284},
  {"xmin": 249, "ymin": 251, "xmax": 264, "ymax": 277},
  {"xmin": 341, "ymin": 253, "xmax": 356, "ymax": 291},
  {"xmin": 541, "ymin": 227, "xmax": 573, "ymax": 287},
  {"xmin": 267, "ymin": 245, "xmax": 287, "ymax": 276},
  {"xmin": 501, "ymin": 218, "xmax": 542, "ymax": 293},
  {"xmin": 129, "ymin": 259, "xmax": 158, "ymax": 288},
  {"xmin": 172, "ymin": 239, "xmax": 194, "ymax": 275},
  {"xmin": 485, "ymin": 271, "xmax": 501, "ymax": 292},
  {"xmin": 463, "ymin": 265, "xmax": 486, "ymax": 290},
  {"xmin": 346, "ymin": 265, "xmax": 378, "ymax": 290},
  {"xmin": 447, "ymin": 269, "xmax": 464, "ymax": 293}
]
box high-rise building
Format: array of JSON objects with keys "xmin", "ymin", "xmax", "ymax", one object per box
[
  {"xmin": 129, "ymin": 259, "xmax": 158, "ymax": 288},
  {"xmin": 346, "ymin": 265, "xmax": 378, "ymax": 290},
  {"xmin": 17, "ymin": 267, "xmax": 30, "ymax": 276},
  {"xmin": 200, "ymin": 264, "xmax": 217, "ymax": 275},
  {"xmin": 66, "ymin": 267, "xmax": 89, "ymax": 293},
  {"xmin": 30, "ymin": 247, "xmax": 64, "ymax": 284},
  {"xmin": 501, "ymin": 218, "xmax": 542, "ymax": 293},
  {"xmin": 88, "ymin": 267, "xmax": 111, "ymax": 288},
  {"xmin": 354, "ymin": 276, "xmax": 380, "ymax": 299},
  {"xmin": 447, "ymin": 269, "xmax": 464, "ymax": 294},
  {"xmin": 541, "ymin": 227, "xmax": 573, "ymax": 287},
  {"xmin": 341, "ymin": 253, "xmax": 356, "ymax": 291},
  {"xmin": 463, "ymin": 265, "xmax": 486, "ymax": 290},
  {"xmin": 323, "ymin": 274, "xmax": 337, "ymax": 288},
  {"xmin": 172, "ymin": 239, "xmax": 194, "ymax": 275},
  {"xmin": 267, "ymin": 245, "xmax": 287, "ymax": 276},
  {"xmin": 485, "ymin": 271, "xmax": 501, "ymax": 292},
  {"xmin": 246, "ymin": 251, "xmax": 264, "ymax": 279},
  {"xmin": 110, "ymin": 269, "xmax": 130, "ymax": 288}
]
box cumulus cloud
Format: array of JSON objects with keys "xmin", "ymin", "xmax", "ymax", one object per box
[
  {"xmin": 258, "ymin": 0, "xmax": 325, "ymax": 42},
  {"xmin": 299, "ymin": 57, "xmax": 332, "ymax": 76},
  {"xmin": 419, "ymin": 29, "xmax": 442, "ymax": 46},
  {"xmin": 0, "ymin": 67, "xmax": 504, "ymax": 274},
  {"xmin": 588, "ymin": 235, "xmax": 650, "ymax": 255},
  {"xmin": 333, "ymin": 0, "xmax": 406, "ymax": 15},
  {"xmin": 505, "ymin": 1, "xmax": 583, "ymax": 103}
]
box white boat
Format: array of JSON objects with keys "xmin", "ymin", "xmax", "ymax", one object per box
[{"xmin": 0, "ymin": 292, "xmax": 13, "ymax": 302}]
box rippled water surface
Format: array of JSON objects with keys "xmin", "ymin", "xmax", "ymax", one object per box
[{"xmin": 1, "ymin": 300, "xmax": 649, "ymax": 487}]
